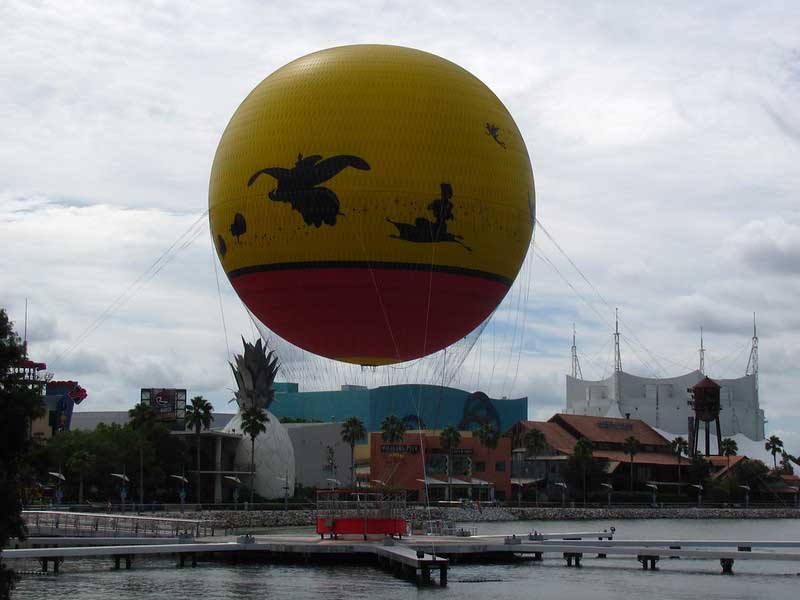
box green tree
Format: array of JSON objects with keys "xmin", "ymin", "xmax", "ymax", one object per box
[
  {"xmin": 623, "ymin": 436, "xmax": 641, "ymax": 491},
  {"xmin": 241, "ymin": 405, "xmax": 268, "ymax": 503},
  {"xmin": 720, "ymin": 438, "xmax": 738, "ymax": 470},
  {"xmin": 0, "ymin": 308, "xmax": 45, "ymax": 597},
  {"xmin": 439, "ymin": 426, "xmax": 462, "ymax": 501},
  {"xmin": 341, "ymin": 416, "xmax": 366, "ymax": 488},
  {"xmin": 66, "ymin": 449, "xmax": 95, "ymax": 505},
  {"xmin": 573, "ymin": 438, "xmax": 594, "ymax": 506},
  {"xmin": 669, "ymin": 436, "xmax": 689, "ymax": 484},
  {"xmin": 765, "ymin": 435, "xmax": 784, "ymax": 470},
  {"xmin": 380, "ymin": 414, "xmax": 406, "ymax": 443},
  {"xmin": 523, "ymin": 428, "xmax": 547, "ymax": 457},
  {"xmin": 128, "ymin": 402, "xmax": 156, "ymax": 506},
  {"xmin": 184, "ymin": 396, "xmax": 214, "ymax": 502},
  {"xmin": 476, "ymin": 423, "xmax": 499, "ymax": 451}
]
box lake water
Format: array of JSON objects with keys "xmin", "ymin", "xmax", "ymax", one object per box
[{"xmin": 12, "ymin": 519, "xmax": 800, "ymax": 600}]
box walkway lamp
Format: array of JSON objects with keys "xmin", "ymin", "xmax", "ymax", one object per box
[
  {"xmin": 738, "ymin": 484, "xmax": 750, "ymax": 509},
  {"xmin": 275, "ymin": 472, "xmax": 290, "ymax": 511},
  {"xmin": 691, "ymin": 483, "xmax": 703, "ymax": 507},
  {"xmin": 111, "ymin": 473, "xmax": 130, "ymax": 511},
  {"xmin": 555, "ymin": 482, "xmax": 567, "ymax": 508},
  {"xmin": 646, "ymin": 483, "xmax": 658, "ymax": 508},
  {"xmin": 326, "ymin": 478, "xmax": 341, "ymax": 490},
  {"xmin": 171, "ymin": 475, "xmax": 189, "ymax": 507},
  {"xmin": 48, "ymin": 472, "xmax": 65, "ymax": 507},
  {"xmin": 601, "ymin": 483, "xmax": 612, "ymax": 508},
  {"xmin": 224, "ymin": 476, "xmax": 242, "ymax": 509}
]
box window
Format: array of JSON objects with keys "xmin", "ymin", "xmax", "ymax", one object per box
[
  {"xmin": 475, "ymin": 461, "xmax": 486, "ymax": 473},
  {"xmin": 495, "ymin": 461, "xmax": 506, "ymax": 472}
]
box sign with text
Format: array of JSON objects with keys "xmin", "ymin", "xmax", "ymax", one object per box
[{"xmin": 140, "ymin": 388, "xmax": 186, "ymax": 422}]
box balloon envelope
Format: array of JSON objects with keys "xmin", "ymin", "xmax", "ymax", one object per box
[{"xmin": 209, "ymin": 45, "xmax": 534, "ymax": 365}]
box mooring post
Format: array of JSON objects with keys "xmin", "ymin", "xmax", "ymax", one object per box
[
  {"xmin": 720, "ymin": 558, "xmax": 734, "ymax": 574},
  {"xmin": 114, "ymin": 556, "xmax": 121, "ymax": 570},
  {"xmin": 439, "ymin": 564, "xmax": 447, "ymax": 587},
  {"xmin": 191, "ymin": 553, "xmax": 197, "ymax": 568},
  {"xmin": 421, "ymin": 565, "xmax": 431, "ymax": 584},
  {"xmin": 40, "ymin": 558, "xmax": 48, "ymax": 573},
  {"xmin": 125, "ymin": 555, "xmax": 132, "ymax": 570},
  {"xmin": 53, "ymin": 558, "xmax": 61, "ymax": 574},
  {"xmin": 533, "ymin": 551, "xmax": 543, "ymax": 561},
  {"xmin": 178, "ymin": 554, "xmax": 185, "ymax": 568}
]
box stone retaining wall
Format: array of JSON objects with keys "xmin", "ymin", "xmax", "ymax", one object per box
[{"xmin": 152, "ymin": 506, "xmax": 800, "ymax": 530}]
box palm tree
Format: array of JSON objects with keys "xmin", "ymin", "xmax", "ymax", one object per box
[
  {"xmin": 380, "ymin": 414, "xmax": 406, "ymax": 443},
  {"xmin": 128, "ymin": 402, "xmax": 156, "ymax": 506},
  {"xmin": 765, "ymin": 435, "xmax": 784, "ymax": 470},
  {"xmin": 720, "ymin": 438, "xmax": 738, "ymax": 470},
  {"xmin": 241, "ymin": 404, "xmax": 268, "ymax": 503},
  {"xmin": 523, "ymin": 428, "xmax": 547, "ymax": 457},
  {"xmin": 66, "ymin": 450, "xmax": 95, "ymax": 504},
  {"xmin": 623, "ymin": 436, "xmax": 641, "ymax": 491},
  {"xmin": 573, "ymin": 438, "xmax": 594, "ymax": 506},
  {"xmin": 669, "ymin": 436, "xmax": 689, "ymax": 484},
  {"xmin": 439, "ymin": 426, "xmax": 462, "ymax": 501},
  {"xmin": 341, "ymin": 416, "xmax": 366, "ymax": 488},
  {"xmin": 184, "ymin": 396, "xmax": 214, "ymax": 502},
  {"xmin": 476, "ymin": 423, "xmax": 499, "ymax": 451}
]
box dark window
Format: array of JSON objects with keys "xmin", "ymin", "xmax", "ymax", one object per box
[
  {"xmin": 495, "ymin": 461, "xmax": 506, "ymax": 472},
  {"xmin": 475, "ymin": 461, "xmax": 486, "ymax": 472}
]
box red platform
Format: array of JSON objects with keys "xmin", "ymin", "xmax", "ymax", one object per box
[{"xmin": 316, "ymin": 517, "xmax": 406, "ymax": 537}]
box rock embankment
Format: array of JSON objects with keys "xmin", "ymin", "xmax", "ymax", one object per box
[{"xmin": 152, "ymin": 505, "xmax": 800, "ymax": 530}]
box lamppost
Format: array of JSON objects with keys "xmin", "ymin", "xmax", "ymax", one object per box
[
  {"xmin": 111, "ymin": 473, "xmax": 130, "ymax": 511},
  {"xmin": 601, "ymin": 483, "xmax": 613, "ymax": 508},
  {"xmin": 738, "ymin": 484, "xmax": 750, "ymax": 509},
  {"xmin": 691, "ymin": 483, "xmax": 703, "ymax": 508},
  {"xmin": 171, "ymin": 475, "xmax": 189, "ymax": 507},
  {"xmin": 646, "ymin": 483, "xmax": 658, "ymax": 508},
  {"xmin": 48, "ymin": 471, "xmax": 65, "ymax": 507},
  {"xmin": 555, "ymin": 482, "xmax": 567, "ymax": 508},
  {"xmin": 275, "ymin": 473, "xmax": 290, "ymax": 511},
  {"xmin": 326, "ymin": 478, "xmax": 341, "ymax": 490},
  {"xmin": 224, "ymin": 476, "xmax": 242, "ymax": 509}
]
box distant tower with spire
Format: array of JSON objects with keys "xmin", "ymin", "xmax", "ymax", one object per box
[
  {"xmin": 570, "ymin": 323, "xmax": 583, "ymax": 379},
  {"xmin": 699, "ymin": 327, "xmax": 705, "ymax": 375}
]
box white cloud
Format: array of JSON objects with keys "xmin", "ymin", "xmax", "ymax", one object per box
[{"xmin": 1, "ymin": 1, "xmax": 799, "ymax": 440}]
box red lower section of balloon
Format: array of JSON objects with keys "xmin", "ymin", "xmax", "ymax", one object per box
[{"xmin": 231, "ymin": 267, "xmax": 509, "ymax": 364}]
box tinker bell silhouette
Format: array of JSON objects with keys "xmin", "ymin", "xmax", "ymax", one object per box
[
  {"xmin": 248, "ymin": 153, "xmax": 370, "ymax": 227},
  {"xmin": 387, "ymin": 183, "xmax": 471, "ymax": 251}
]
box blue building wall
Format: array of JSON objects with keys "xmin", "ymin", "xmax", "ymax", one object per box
[{"xmin": 269, "ymin": 384, "xmax": 527, "ymax": 433}]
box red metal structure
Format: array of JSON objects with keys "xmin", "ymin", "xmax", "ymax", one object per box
[{"xmin": 315, "ymin": 489, "xmax": 407, "ymax": 540}]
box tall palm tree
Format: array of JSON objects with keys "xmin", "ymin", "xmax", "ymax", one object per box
[
  {"xmin": 128, "ymin": 402, "xmax": 156, "ymax": 506},
  {"xmin": 380, "ymin": 414, "xmax": 406, "ymax": 443},
  {"xmin": 241, "ymin": 404, "xmax": 268, "ymax": 503},
  {"xmin": 720, "ymin": 438, "xmax": 738, "ymax": 470},
  {"xmin": 66, "ymin": 449, "xmax": 95, "ymax": 504},
  {"xmin": 573, "ymin": 438, "xmax": 594, "ymax": 506},
  {"xmin": 439, "ymin": 426, "xmax": 462, "ymax": 501},
  {"xmin": 669, "ymin": 436, "xmax": 689, "ymax": 484},
  {"xmin": 523, "ymin": 428, "xmax": 547, "ymax": 457},
  {"xmin": 623, "ymin": 436, "xmax": 641, "ymax": 491},
  {"xmin": 476, "ymin": 423, "xmax": 499, "ymax": 451},
  {"xmin": 341, "ymin": 416, "xmax": 366, "ymax": 488},
  {"xmin": 765, "ymin": 435, "xmax": 784, "ymax": 470},
  {"xmin": 184, "ymin": 396, "xmax": 214, "ymax": 502}
]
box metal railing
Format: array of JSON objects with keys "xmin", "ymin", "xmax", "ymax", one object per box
[{"xmin": 22, "ymin": 510, "xmax": 215, "ymax": 538}]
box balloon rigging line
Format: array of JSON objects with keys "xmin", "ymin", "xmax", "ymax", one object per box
[
  {"xmin": 51, "ymin": 210, "xmax": 209, "ymax": 368},
  {"xmin": 211, "ymin": 236, "xmax": 233, "ymax": 366}
]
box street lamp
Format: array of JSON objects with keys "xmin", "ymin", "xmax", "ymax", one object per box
[
  {"xmin": 646, "ymin": 483, "xmax": 658, "ymax": 507},
  {"xmin": 326, "ymin": 478, "xmax": 341, "ymax": 490},
  {"xmin": 171, "ymin": 475, "xmax": 189, "ymax": 507},
  {"xmin": 738, "ymin": 484, "xmax": 750, "ymax": 509},
  {"xmin": 601, "ymin": 483, "xmax": 613, "ymax": 508},
  {"xmin": 555, "ymin": 482, "xmax": 567, "ymax": 508},
  {"xmin": 275, "ymin": 472, "xmax": 290, "ymax": 511},
  {"xmin": 111, "ymin": 473, "xmax": 130, "ymax": 511},
  {"xmin": 691, "ymin": 483, "xmax": 703, "ymax": 507},
  {"xmin": 224, "ymin": 476, "xmax": 242, "ymax": 509},
  {"xmin": 48, "ymin": 472, "xmax": 65, "ymax": 507}
]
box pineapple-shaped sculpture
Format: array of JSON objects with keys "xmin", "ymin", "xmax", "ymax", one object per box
[
  {"xmin": 229, "ymin": 337, "xmax": 280, "ymax": 410},
  {"xmin": 224, "ymin": 337, "xmax": 294, "ymax": 499}
]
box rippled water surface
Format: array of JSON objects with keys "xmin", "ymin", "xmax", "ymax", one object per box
[{"xmin": 13, "ymin": 519, "xmax": 800, "ymax": 600}]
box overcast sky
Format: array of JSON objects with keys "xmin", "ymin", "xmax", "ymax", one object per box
[{"xmin": 1, "ymin": 1, "xmax": 798, "ymax": 450}]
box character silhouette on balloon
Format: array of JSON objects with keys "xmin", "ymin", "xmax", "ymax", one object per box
[
  {"xmin": 248, "ymin": 153, "xmax": 370, "ymax": 227},
  {"xmin": 387, "ymin": 183, "xmax": 471, "ymax": 251}
]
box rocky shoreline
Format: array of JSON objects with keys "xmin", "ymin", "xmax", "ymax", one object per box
[{"xmin": 154, "ymin": 506, "xmax": 800, "ymax": 530}]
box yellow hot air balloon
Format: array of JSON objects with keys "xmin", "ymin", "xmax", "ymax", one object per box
[{"xmin": 210, "ymin": 45, "xmax": 534, "ymax": 366}]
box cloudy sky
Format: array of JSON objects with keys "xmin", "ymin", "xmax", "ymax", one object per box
[{"xmin": 1, "ymin": 1, "xmax": 798, "ymax": 450}]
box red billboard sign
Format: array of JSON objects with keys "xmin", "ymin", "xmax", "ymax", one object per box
[{"xmin": 140, "ymin": 388, "xmax": 186, "ymax": 422}]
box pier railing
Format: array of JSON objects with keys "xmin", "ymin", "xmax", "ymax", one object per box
[{"xmin": 22, "ymin": 510, "xmax": 214, "ymax": 538}]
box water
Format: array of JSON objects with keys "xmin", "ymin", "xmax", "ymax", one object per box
[{"xmin": 13, "ymin": 519, "xmax": 800, "ymax": 599}]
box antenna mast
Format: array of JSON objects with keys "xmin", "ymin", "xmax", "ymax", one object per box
[
  {"xmin": 745, "ymin": 312, "xmax": 758, "ymax": 389},
  {"xmin": 613, "ymin": 308, "xmax": 622, "ymax": 373},
  {"xmin": 699, "ymin": 326, "xmax": 705, "ymax": 375},
  {"xmin": 570, "ymin": 323, "xmax": 583, "ymax": 379}
]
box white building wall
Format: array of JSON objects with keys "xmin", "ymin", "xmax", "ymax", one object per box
[{"xmin": 565, "ymin": 370, "xmax": 763, "ymax": 441}]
